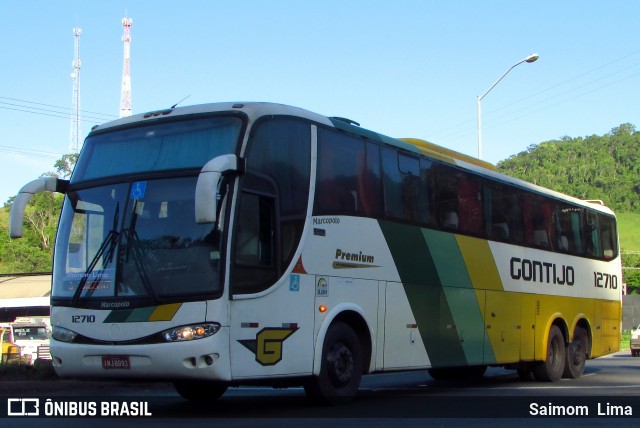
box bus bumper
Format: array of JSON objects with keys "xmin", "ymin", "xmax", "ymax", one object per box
[{"xmin": 50, "ymin": 327, "xmax": 231, "ymax": 381}]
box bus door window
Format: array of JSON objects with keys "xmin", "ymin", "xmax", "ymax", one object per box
[
  {"xmin": 234, "ymin": 178, "xmax": 277, "ymax": 293},
  {"xmin": 234, "ymin": 118, "xmax": 310, "ymax": 294}
]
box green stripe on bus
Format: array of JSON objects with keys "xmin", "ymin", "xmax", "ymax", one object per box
[
  {"xmin": 422, "ymin": 229, "xmax": 490, "ymax": 365},
  {"xmin": 422, "ymin": 229, "xmax": 472, "ymax": 288},
  {"xmin": 379, "ymin": 221, "xmax": 467, "ymax": 368},
  {"xmin": 125, "ymin": 306, "xmax": 156, "ymax": 322},
  {"xmin": 103, "ymin": 305, "xmax": 179, "ymax": 323},
  {"xmin": 104, "ymin": 309, "xmax": 132, "ymax": 323}
]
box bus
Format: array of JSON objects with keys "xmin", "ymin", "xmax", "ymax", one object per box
[{"xmin": 9, "ymin": 102, "xmax": 621, "ymax": 403}]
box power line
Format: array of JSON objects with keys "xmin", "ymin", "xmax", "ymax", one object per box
[
  {"xmin": 0, "ymin": 145, "xmax": 62, "ymax": 159},
  {"xmin": 431, "ymin": 50, "xmax": 640, "ymax": 145},
  {"xmin": 0, "ymin": 103, "xmax": 113, "ymax": 123},
  {"xmin": 0, "ymin": 96, "xmax": 117, "ymax": 119}
]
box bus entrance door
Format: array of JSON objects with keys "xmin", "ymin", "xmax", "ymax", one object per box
[{"xmin": 228, "ymin": 274, "xmax": 316, "ymax": 379}]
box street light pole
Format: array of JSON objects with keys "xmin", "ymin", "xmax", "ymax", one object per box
[{"xmin": 477, "ymin": 53, "xmax": 539, "ymax": 159}]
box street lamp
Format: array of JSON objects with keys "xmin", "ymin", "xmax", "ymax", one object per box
[{"xmin": 477, "ymin": 53, "xmax": 539, "ymax": 159}]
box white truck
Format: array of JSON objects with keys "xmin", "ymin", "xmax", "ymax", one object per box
[{"xmin": 0, "ymin": 317, "xmax": 51, "ymax": 364}]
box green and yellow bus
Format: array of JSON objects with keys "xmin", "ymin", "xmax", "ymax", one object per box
[{"xmin": 10, "ymin": 102, "xmax": 621, "ymax": 403}]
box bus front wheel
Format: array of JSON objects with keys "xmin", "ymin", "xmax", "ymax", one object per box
[
  {"xmin": 173, "ymin": 380, "xmax": 227, "ymax": 402},
  {"xmin": 533, "ymin": 325, "xmax": 566, "ymax": 382},
  {"xmin": 304, "ymin": 322, "xmax": 363, "ymax": 405}
]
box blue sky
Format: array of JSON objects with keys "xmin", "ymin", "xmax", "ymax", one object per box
[{"xmin": 2, "ymin": 1, "xmax": 639, "ymax": 204}]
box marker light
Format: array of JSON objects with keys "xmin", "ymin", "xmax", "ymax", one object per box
[
  {"xmin": 161, "ymin": 323, "xmax": 221, "ymax": 342},
  {"xmin": 319, "ymin": 305, "xmax": 327, "ymax": 313}
]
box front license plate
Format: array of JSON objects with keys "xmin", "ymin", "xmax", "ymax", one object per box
[{"xmin": 102, "ymin": 355, "xmax": 130, "ymax": 369}]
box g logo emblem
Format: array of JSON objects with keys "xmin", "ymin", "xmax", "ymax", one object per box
[{"xmin": 239, "ymin": 327, "xmax": 298, "ymax": 366}]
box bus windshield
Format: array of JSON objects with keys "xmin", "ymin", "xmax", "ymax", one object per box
[
  {"xmin": 52, "ymin": 115, "xmax": 244, "ymax": 304},
  {"xmin": 72, "ymin": 115, "xmax": 243, "ymax": 182}
]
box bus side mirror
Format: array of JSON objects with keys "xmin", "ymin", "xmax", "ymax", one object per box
[
  {"xmin": 9, "ymin": 177, "xmax": 69, "ymax": 239},
  {"xmin": 195, "ymin": 154, "xmax": 244, "ymax": 224}
]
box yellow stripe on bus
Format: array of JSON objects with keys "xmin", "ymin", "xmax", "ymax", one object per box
[
  {"xmin": 455, "ymin": 235, "xmax": 503, "ymax": 292},
  {"xmin": 148, "ymin": 303, "xmax": 182, "ymax": 321}
]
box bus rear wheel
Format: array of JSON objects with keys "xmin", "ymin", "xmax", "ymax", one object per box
[
  {"xmin": 304, "ymin": 322, "xmax": 363, "ymax": 405},
  {"xmin": 563, "ymin": 326, "xmax": 588, "ymax": 379},
  {"xmin": 173, "ymin": 380, "xmax": 227, "ymax": 402},
  {"xmin": 533, "ymin": 325, "xmax": 565, "ymax": 382}
]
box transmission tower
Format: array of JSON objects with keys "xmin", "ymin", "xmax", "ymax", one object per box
[
  {"xmin": 69, "ymin": 28, "xmax": 82, "ymax": 153},
  {"xmin": 119, "ymin": 16, "xmax": 133, "ymax": 118}
]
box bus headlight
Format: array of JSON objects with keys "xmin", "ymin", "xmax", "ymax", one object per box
[
  {"xmin": 52, "ymin": 326, "xmax": 78, "ymax": 343},
  {"xmin": 161, "ymin": 323, "xmax": 221, "ymax": 342}
]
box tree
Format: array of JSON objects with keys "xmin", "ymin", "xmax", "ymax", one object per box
[
  {"xmin": 497, "ymin": 124, "xmax": 640, "ymax": 213},
  {"xmin": 54, "ymin": 153, "xmax": 79, "ymax": 179},
  {"xmin": 0, "ymin": 153, "xmax": 77, "ymax": 273}
]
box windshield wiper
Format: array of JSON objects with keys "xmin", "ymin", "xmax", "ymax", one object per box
[
  {"xmin": 71, "ymin": 230, "xmax": 119, "ymax": 305},
  {"xmin": 72, "ymin": 203, "xmax": 120, "ymax": 306},
  {"xmin": 122, "ymin": 228, "xmax": 159, "ymax": 303}
]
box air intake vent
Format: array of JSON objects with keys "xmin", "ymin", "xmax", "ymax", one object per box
[{"xmin": 330, "ymin": 116, "xmax": 360, "ymax": 127}]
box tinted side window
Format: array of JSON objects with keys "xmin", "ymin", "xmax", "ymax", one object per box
[
  {"xmin": 314, "ymin": 129, "xmax": 382, "ymax": 217},
  {"xmin": 484, "ymin": 182, "xmax": 522, "ymax": 243},
  {"xmin": 432, "ymin": 165, "xmax": 483, "ymax": 235},
  {"xmin": 599, "ymin": 214, "xmax": 618, "ymax": 259},
  {"xmin": 382, "ymin": 148, "xmax": 427, "ymax": 224},
  {"xmin": 553, "ymin": 203, "xmax": 585, "ymax": 255},
  {"xmin": 522, "ymin": 194, "xmax": 555, "ymax": 249}
]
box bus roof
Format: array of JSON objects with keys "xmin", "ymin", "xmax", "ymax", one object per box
[{"xmin": 87, "ymin": 102, "xmax": 615, "ymax": 216}]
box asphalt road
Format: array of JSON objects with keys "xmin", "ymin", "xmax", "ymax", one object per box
[{"xmin": 3, "ymin": 350, "xmax": 640, "ymax": 427}]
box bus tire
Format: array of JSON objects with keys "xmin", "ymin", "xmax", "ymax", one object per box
[
  {"xmin": 173, "ymin": 380, "xmax": 227, "ymax": 402},
  {"xmin": 304, "ymin": 322, "xmax": 363, "ymax": 405},
  {"xmin": 533, "ymin": 325, "xmax": 566, "ymax": 382},
  {"xmin": 563, "ymin": 326, "xmax": 588, "ymax": 379}
]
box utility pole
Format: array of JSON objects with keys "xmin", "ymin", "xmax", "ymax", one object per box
[
  {"xmin": 69, "ymin": 28, "xmax": 82, "ymax": 153},
  {"xmin": 119, "ymin": 16, "xmax": 133, "ymax": 118}
]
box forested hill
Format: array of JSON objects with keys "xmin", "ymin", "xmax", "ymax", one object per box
[{"xmin": 496, "ymin": 123, "xmax": 640, "ymax": 213}]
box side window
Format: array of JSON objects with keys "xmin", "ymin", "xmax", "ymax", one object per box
[
  {"xmin": 381, "ymin": 148, "xmax": 426, "ymax": 224},
  {"xmin": 314, "ymin": 129, "xmax": 382, "ymax": 217},
  {"xmin": 433, "ymin": 166, "xmax": 483, "ymax": 235},
  {"xmin": 457, "ymin": 172, "xmax": 483, "ymax": 235},
  {"xmin": 584, "ymin": 211, "xmax": 600, "ymax": 257},
  {"xmin": 484, "ymin": 182, "xmax": 521, "ymax": 243},
  {"xmin": 553, "ymin": 204, "xmax": 585, "ymax": 255},
  {"xmin": 433, "ymin": 164, "xmax": 460, "ymax": 230},
  {"xmin": 522, "ymin": 195, "xmax": 554, "ymax": 249},
  {"xmin": 599, "ymin": 214, "xmax": 618, "ymax": 259},
  {"xmin": 233, "ymin": 118, "xmax": 311, "ymax": 294}
]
